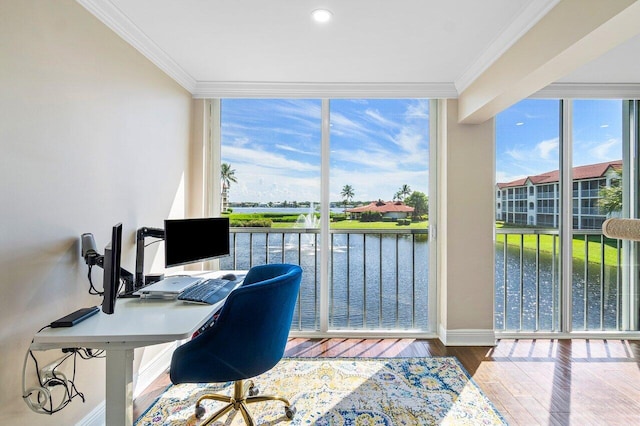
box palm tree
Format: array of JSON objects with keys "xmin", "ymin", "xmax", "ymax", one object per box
[
  {"xmin": 396, "ymin": 184, "xmax": 412, "ymax": 201},
  {"xmin": 341, "ymin": 184, "xmax": 355, "ymax": 213},
  {"xmin": 221, "ymin": 163, "xmax": 237, "ymax": 212}
]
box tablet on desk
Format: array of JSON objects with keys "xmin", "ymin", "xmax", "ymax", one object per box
[{"xmin": 133, "ymin": 276, "xmax": 201, "ymax": 298}]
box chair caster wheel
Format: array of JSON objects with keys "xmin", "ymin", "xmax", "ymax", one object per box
[
  {"xmin": 285, "ymin": 406, "xmax": 296, "ymax": 420},
  {"xmin": 195, "ymin": 404, "xmax": 206, "ymax": 419},
  {"xmin": 249, "ymin": 386, "xmax": 259, "ymax": 396}
]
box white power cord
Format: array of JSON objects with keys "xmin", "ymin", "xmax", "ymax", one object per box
[{"xmin": 21, "ymin": 343, "xmax": 83, "ymax": 414}]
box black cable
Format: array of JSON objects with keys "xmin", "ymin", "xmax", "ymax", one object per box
[
  {"xmin": 87, "ymin": 264, "xmax": 104, "ymax": 296},
  {"xmin": 144, "ymin": 238, "xmax": 163, "ymax": 248},
  {"xmin": 28, "ymin": 349, "xmax": 87, "ymax": 414}
]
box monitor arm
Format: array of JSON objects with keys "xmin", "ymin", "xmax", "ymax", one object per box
[
  {"xmin": 135, "ymin": 227, "xmax": 165, "ymax": 291},
  {"xmin": 81, "ymin": 233, "xmax": 135, "ymax": 293}
]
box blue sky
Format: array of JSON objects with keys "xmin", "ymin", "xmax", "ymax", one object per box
[
  {"xmin": 496, "ymin": 99, "xmax": 622, "ymax": 184},
  {"xmin": 221, "ymin": 99, "xmax": 429, "ymax": 203},
  {"xmin": 221, "ymin": 98, "xmax": 622, "ymax": 203}
]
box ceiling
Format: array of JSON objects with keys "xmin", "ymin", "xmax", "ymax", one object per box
[{"xmin": 78, "ymin": 0, "xmax": 640, "ymax": 101}]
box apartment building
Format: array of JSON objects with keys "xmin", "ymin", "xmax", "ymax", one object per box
[{"xmin": 496, "ymin": 160, "xmax": 622, "ymax": 229}]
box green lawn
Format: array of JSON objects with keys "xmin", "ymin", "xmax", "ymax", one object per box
[
  {"xmin": 270, "ymin": 220, "xmax": 428, "ymax": 230},
  {"xmin": 227, "ymin": 212, "xmax": 617, "ymax": 266},
  {"xmin": 496, "ymin": 232, "xmax": 620, "ymax": 266}
]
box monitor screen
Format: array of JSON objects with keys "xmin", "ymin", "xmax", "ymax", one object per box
[
  {"xmin": 102, "ymin": 223, "xmax": 122, "ymax": 314},
  {"xmin": 164, "ymin": 217, "xmax": 230, "ymax": 268}
]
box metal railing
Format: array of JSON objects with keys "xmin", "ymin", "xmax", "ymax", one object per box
[
  {"xmin": 495, "ymin": 228, "xmax": 623, "ymax": 332},
  {"xmin": 219, "ymin": 227, "xmax": 429, "ymax": 333}
]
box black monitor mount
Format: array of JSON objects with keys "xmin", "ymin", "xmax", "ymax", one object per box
[
  {"xmin": 81, "ymin": 233, "xmax": 135, "ymax": 293},
  {"xmin": 135, "ymin": 226, "xmax": 165, "ymax": 291}
]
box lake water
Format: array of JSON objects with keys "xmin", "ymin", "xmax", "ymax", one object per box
[
  {"xmin": 231, "ymin": 207, "xmax": 345, "ymax": 215},
  {"xmin": 495, "ymin": 242, "xmax": 621, "ymax": 331},
  {"xmin": 219, "ymin": 231, "xmax": 429, "ymax": 331},
  {"xmin": 219, "ymin": 210, "xmax": 621, "ymax": 332}
]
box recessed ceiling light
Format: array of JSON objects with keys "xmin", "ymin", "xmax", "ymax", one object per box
[{"xmin": 312, "ymin": 9, "xmax": 333, "ymax": 23}]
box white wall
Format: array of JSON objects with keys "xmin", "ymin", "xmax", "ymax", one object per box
[
  {"xmin": 437, "ymin": 99, "xmax": 496, "ymax": 345},
  {"xmin": 0, "ymin": 0, "xmax": 193, "ymax": 423}
]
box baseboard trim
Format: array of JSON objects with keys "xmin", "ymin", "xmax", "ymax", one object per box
[
  {"xmin": 438, "ymin": 324, "xmax": 496, "ymax": 346},
  {"xmin": 76, "ymin": 400, "xmax": 104, "ymax": 426},
  {"xmin": 133, "ymin": 343, "xmax": 177, "ymax": 398}
]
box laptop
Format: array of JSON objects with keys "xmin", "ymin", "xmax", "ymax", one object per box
[{"xmin": 134, "ymin": 275, "xmax": 202, "ymax": 299}]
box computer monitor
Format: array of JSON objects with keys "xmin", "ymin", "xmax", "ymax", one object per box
[
  {"xmin": 102, "ymin": 223, "xmax": 123, "ymax": 314},
  {"xmin": 164, "ymin": 217, "xmax": 230, "ymax": 268}
]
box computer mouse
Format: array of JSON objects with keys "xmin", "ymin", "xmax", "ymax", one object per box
[{"xmin": 221, "ymin": 273, "xmax": 237, "ymax": 281}]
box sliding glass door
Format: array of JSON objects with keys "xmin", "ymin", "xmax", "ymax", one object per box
[
  {"xmin": 495, "ymin": 98, "xmax": 640, "ymax": 334},
  {"xmin": 215, "ymin": 98, "xmax": 433, "ymax": 335}
]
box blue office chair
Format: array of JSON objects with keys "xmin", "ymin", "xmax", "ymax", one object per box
[{"xmin": 169, "ymin": 263, "xmax": 302, "ymax": 425}]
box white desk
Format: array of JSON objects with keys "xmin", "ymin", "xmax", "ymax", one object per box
[{"xmin": 31, "ymin": 271, "xmax": 244, "ymax": 426}]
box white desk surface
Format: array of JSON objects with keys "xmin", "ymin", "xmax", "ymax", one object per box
[
  {"xmin": 32, "ymin": 271, "xmax": 244, "ymax": 350},
  {"xmin": 30, "ymin": 270, "xmax": 245, "ymax": 426}
]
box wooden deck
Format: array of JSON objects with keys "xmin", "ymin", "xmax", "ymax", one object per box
[{"xmin": 134, "ymin": 338, "xmax": 640, "ymax": 425}]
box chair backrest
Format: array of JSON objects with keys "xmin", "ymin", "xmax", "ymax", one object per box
[{"xmin": 170, "ymin": 263, "xmax": 302, "ymax": 384}]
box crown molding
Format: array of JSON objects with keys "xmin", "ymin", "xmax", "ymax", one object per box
[
  {"xmin": 76, "ymin": 0, "xmax": 197, "ymax": 93},
  {"xmin": 455, "ymin": 0, "xmax": 560, "ymax": 94},
  {"xmin": 192, "ymin": 82, "xmax": 458, "ymax": 99},
  {"xmin": 532, "ymin": 82, "xmax": 640, "ymax": 98}
]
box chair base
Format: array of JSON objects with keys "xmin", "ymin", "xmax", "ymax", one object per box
[{"xmin": 195, "ymin": 379, "xmax": 296, "ymax": 426}]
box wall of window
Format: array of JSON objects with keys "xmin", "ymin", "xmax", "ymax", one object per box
[
  {"xmin": 495, "ymin": 98, "xmax": 640, "ymax": 334},
  {"xmin": 216, "ymin": 98, "xmax": 433, "ymax": 334}
]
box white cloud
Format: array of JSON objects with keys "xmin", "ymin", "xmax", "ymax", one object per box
[
  {"xmin": 392, "ymin": 126, "xmax": 425, "ymax": 156},
  {"xmin": 275, "ymin": 144, "xmax": 319, "ymax": 156},
  {"xmin": 364, "ymin": 109, "xmax": 398, "ymax": 129},
  {"xmin": 536, "ymin": 138, "xmax": 559, "ymax": 160},
  {"xmin": 224, "ymin": 145, "xmax": 318, "ymax": 173},
  {"xmin": 495, "ymin": 170, "xmax": 526, "ymax": 185},
  {"xmin": 405, "ymin": 100, "xmax": 429, "ymax": 120},
  {"xmin": 588, "ymin": 138, "xmax": 620, "ymax": 161},
  {"xmin": 505, "ymin": 148, "xmax": 526, "ymax": 161},
  {"xmin": 330, "ymin": 111, "xmax": 374, "ymax": 140}
]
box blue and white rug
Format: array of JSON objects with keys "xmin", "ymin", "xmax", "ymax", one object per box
[{"xmin": 136, "ymin": 357, "xmax": 507, "ymax": 425}]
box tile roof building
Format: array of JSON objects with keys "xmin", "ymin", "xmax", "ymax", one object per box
[
  {"xmin": 347, "ymin": 200, "xmax": 414, "ymax": 220},
  {"xmin": 496, "ymin": 160, "xmax": 622, "ymax": 229}
]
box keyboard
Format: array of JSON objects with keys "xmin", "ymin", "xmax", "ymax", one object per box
[{"xmin": 177, "ymin": 278, "xmax": 238, "ymax": 305}]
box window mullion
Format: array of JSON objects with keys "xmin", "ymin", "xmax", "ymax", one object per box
[
  {"xmin": 560, "ymin": 99, "xmax": 573, "ymax": 333},
  {"xmin": 319, "ymin": 99, "xmax": 330, "ymax": 333}
]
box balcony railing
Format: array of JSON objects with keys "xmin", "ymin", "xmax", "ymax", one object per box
[
  {"xmin": 495, "ymin": 228, "xmax": 624, "ymax": 332},
  {"xmin": 219, "ymin": 227, "xmax": 429, "ymax": 333}
]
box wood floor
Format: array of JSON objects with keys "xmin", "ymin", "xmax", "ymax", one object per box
[{"xmin": 134, "ymin": 338, "xmax": 640, "ymax": 425}]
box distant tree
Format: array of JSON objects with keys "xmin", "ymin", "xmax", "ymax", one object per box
[
  {"xmin": 405, "ymin": 191, "xmax": 428, "ymax": 219},
  {"xmin": 395, "ymin": 184, "xmax": 412, "ymax": 201},
  {"xmin": 341, "ymin": 184, "xmax": 355, "ymax": 212},
  {"xmin": 599, "ymin": 176, "xmax": 622, "ymax": 215},
  {"xmin": 221, "ymin": 163, "xmax": 237, "ymax": 191},
  {"xmin": 221, "ymin": 163, "xmax": 237, "ymax": 212}
]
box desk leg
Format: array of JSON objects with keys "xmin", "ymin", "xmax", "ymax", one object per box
[{"xmin": 105, "ymin": 348, "xmax": 134, "ymax": 426}]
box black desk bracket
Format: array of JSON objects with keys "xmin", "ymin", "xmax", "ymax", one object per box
[{"xmin": 135, "ymin": 227, "xmax": 165, "ymax": 291}]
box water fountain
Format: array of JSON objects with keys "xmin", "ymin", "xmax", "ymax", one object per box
[{"xmin": 290, "ymin": 205, "xmax": 319, "ymax": 249}]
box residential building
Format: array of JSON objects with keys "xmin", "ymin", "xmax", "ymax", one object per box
[
  {"xmin": 346, "ymin": 200, "xmax": 414, "ymax": 220},
  {"xmin": 496, "ymin": 160, "xmax": 622, "ymax": 229}
]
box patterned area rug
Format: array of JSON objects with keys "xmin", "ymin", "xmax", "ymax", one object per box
[{"xmin": 136, "ymin": 357, "xmax": 507, "ymax": 425}]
